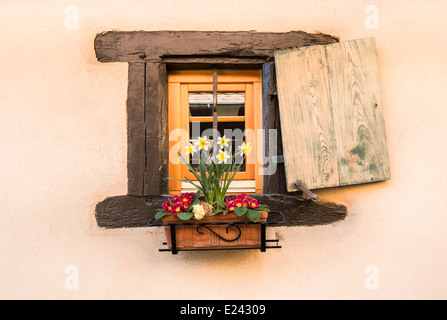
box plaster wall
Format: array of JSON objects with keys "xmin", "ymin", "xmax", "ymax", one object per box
[{"xmin": 1, "ymin": 0, "xmax": 446, "ymax": 299}]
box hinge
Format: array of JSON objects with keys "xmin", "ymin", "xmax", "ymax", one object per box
[{"xmin": 294, "ymin": 180, "xmax": 320, "ymax": 203}]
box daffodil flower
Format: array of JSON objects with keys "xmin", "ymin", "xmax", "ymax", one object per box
[
  {"xmin": 217, "ymin": 135, "xmax": 229, "ymax": 149},
  {"xmin": 194, "ymin": 136, "xmax": 210, "ymax": 151},
  {"xmin": 216, "ymin": 150, "xmax": 230, "ymax": 164},
  {"xmin": 239, "ymin": 141, "xmax": 252, "ymax": 155},
  {"xmin": 185, "ymin": 143, "xmax": 197, "ymax": 155}
]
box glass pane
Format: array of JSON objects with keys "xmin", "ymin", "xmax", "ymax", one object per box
[
  {"xmin": 188, "ymin": 121, "xmax": 246, "ymax": 172},
  {"xmin": 189, "ymin": 92, "xmax": 245, "ymax": 117}
]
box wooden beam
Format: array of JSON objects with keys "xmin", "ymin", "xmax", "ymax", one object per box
[
  {"xmin": 262, "ymin": 61, "xmax": 287, "ymax": 194},
  {"xmin": 95, "ymin": 194, "xmax": 347, "ymax": 229},
  {"xmin": 127, "ymin": 63, "xmax": 146, "ymax": 195},
  {"xmin": 94, "ymin": 31, "xmax": 339, "ymax": 63},
  {"xmin": 144, "ymin": 62, "xmax": 168, "ymax": 195}
]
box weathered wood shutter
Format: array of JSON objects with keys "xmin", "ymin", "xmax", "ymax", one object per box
[{"xmin": 274, "ymin": 37, "xmax": 390, "ymax": 191}]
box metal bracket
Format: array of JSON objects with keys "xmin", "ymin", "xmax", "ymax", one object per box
[
  {"xmin": 196, "ymin": 224, "xmax": 242, "ymax": 242},
  {"xmin": 295, "ymin": 180, "xmax": 320, "ymax": 203},
  {"xmin": 148, "ymin": 211, "xmax": 286, "ymax": 254}
]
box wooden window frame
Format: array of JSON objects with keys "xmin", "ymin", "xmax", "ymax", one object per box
[
  {"xmin": 94, "ymin": 31, "xmax": 347, "ymax": 229},
  {"xmin": 168, "ymin": 70, "xmax": 263, "ymax": 195}
]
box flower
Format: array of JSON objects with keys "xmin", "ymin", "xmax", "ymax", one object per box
[
  {"xmin": 162, "ymin": 201, "xmax": 173, "ymax": 213},
  {"xmin": 225, "ymin": 194, "xmax": 263, "ymax": 213},
  {"xmin": 179, "ymin": 194, "xmax": 192, "ymax": 203},
  {"xmin": 185, "ymin": 143, "xmax": 197, "ymax": 155},
  {"xmin": 180, "ymin": 195, "xmax": 192, "ymax": 210},
  {"xmin": 157, "ymin": 191, "xmax": 268, "ymax": 223},
  {"xmin": 164, "ymin": 134, "xmax": 255, "ymax": 218},
  {"xmin": 192, "ymin": 204, "xmax": 206, "ymax": 220},
  {"xmin": 233, "ymin": 199, "xmax": 244, "ymax": 208},
  {"xmin": 239, "ymin": 142, "xmax": 252, "ymax": 155},
  {"xmin": 194, "ymin": 136, "xmax": 210, "ymax": 151},
  {"xmin": 172, "ymin": 202, "xmax": 183, "ymax": 215},
  {"xmin": 249, "ymin": 199, "xmax": 260, "ymax": 208},
  {"xmin": 216, "ymin": 150, "xmax": 230, "ymax": 164},
  {"xmin": 217, "ymin": 135, "xmax": 229, "ymax": 148}
]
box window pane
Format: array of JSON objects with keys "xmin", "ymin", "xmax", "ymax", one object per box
[
  {"xmin": 189, "ymin": 92, "xmax": 245, "ymax": 117},
  {"xmin": 188, "ymin": 121, "xmax": 246, "ymax": 172}
]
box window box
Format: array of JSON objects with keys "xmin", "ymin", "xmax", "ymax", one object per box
[{"xmin": 158, "ymin": 211, "xmax": 271, "ymax": 253}]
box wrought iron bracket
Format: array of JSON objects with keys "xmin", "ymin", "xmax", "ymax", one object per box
[
  {"xmin": 148, "ymin": 211, "xmax": 286, "ymax": 254},
  {"xmin": 196, "ymin": 224, "xmax": 242, "ymax": 242}
]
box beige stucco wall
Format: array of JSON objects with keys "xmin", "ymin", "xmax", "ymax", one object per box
[{"xmin": 1, "ymin": 0, "xmax": 446, "ymax": 299}]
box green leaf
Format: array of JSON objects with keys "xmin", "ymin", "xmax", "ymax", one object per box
[
  {"xmin": 247, "ymin": 209, "xmax": 261, "ymax": 222},
  {"xmin": 199, "ymin": 161, "xmax": 208, "ymax": 188},
  {"xmin": 257, "ymin": 204, "xmax": 270, "ymax": 212},
  {"xmin": 176, "ymin": 211, "xmax": 194, "ymax": 221},
  {"xmin": 178, "ymin": 152, "xmax": 204, "ymax": 184},
  {"xmin": 234, "ymin": 207, "xmax": 247, "ymax": 216},
  {"xmin": 183, "ymin": 176, "xmax": 204, "ymax": 193},
  {"xmin": 155, "ymin": 211, "xmax": 170, "ymax": 220},
  {"xmin": 216, "ymin": 199, "xmax": 226, "ymax": 208}
]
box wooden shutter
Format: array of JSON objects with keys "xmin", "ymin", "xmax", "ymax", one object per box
[{"xmin": 274, "ymin": 37, "xmax": 390, "ymax": 191}]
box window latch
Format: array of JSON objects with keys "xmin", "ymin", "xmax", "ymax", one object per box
[{"xmin": 294, "ymin": 180, "xmax": 320, "ymax": 203}]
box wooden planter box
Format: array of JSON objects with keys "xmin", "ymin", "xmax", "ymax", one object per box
[{"xmin": 161, "ymin": 211, "xmax": 269, "ymax": 252}]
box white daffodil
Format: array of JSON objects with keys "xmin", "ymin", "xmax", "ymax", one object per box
[
  {"xmin": 216, "ymin": 150, "xmax": 230, "ymax": 164},
  {"xmin": 185, "ymin": 143, "xmax": 197, "ymax": 155},
  {"xmin": 217, "ymin": 135, "xmax": 230, "ymax": 149},
  {"xmin": 239, "ymin": 141, "xmax": 252, "ymax": 155},
  {"xmin": 194, "ymin": 136, "xmax": 210, "ymax": 151}
]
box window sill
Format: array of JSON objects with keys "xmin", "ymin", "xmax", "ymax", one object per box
[{"xmin": 95, "ymin": 194, "xmax": 346, "ymax": 229}]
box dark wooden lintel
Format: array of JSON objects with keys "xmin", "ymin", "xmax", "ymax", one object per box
[
  {"xmin": 95, "ymin": 194, "xmax": 346, "ymax": 229},
  {"xmin": 94, "ymin": 30, "xmax": 339, "ymax": 63}
]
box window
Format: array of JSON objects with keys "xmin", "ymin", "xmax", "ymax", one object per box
[
  {"xmin": 168, "ymin": 70, "xmax": 263, "ymax": 194},
  {"xmin": 94, "ymin": 30, "xmax": 351, "ymax": 229}
]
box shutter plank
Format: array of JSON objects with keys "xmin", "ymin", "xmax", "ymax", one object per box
[
  {"xmin": 325, "ymin": 38, "xmax": 391, "ymax": 185},
  {"xmin": 275, "ymin": 45, "xmax": 340, "ymax": 191}
]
